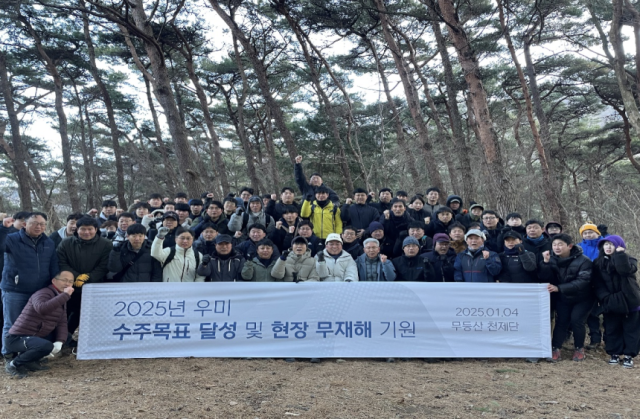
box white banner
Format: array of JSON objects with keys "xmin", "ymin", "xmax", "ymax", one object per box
[{"xmin": 77, "ymin": 282, "xmax": 551, "ymax": 360}]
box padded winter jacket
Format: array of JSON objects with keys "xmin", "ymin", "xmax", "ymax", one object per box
[
  {"xmin": 151, "ymin": 238, "xmax": 205, "ymax": 282},
  {"xmin": 454, "ymin": 247, "xmax": 502, "ymax": 282},
  {"xmin": 497, "ymin": 247, "xmax": 538, "ymax": 283},
  {"xmin": 538, "ymin": 246, "xmax": 593, "ymax": 304},
  {"xmin": 1, "ymin": 228, "xmax": 59, "ymax": 295},
  {"xmin": 241, "ymin": 256, "xmax": 279, "ymax": 282},
  {"xmin": 272, "ymin": 249, "xmax": 319, "ymax": 282},
  {"xmin": 196, "ymin": 250, "xmax": 245, "ymax": 282},
  {"xmin": 340, "ymin": 203, "xmax": 380, "ymax": 231},
  {"xmin": 57, "ymin": 234, "xmax": 112, "ymax": 285},
  {"xmin": 577, "ymin": 237, "xmax": 603, "ymax": 262},
  {"xmin": 108, "ymin": 242, "xmax": 162, "ymax": 283},
  {"xmin": 9, "ymin": 285, "xmax": 69, "ymax": 342},
  {"xmin": 392, "ymin": 254, "xmax": 435, "ymax": 282},
  {"xmin": 422, "ymin": 249, "xmax": 457, "ymax": 282},
  {"xmin": 316, "ymin": 250, "xmax": 358, "ymax": 282},
  {"xmin": 592, "ymin": 251, "xmax": 640, "ymax": 314},
  {"xmin": 355, "ymin": 253, "xmax": 396, "ymax": 282},
  {"xmin": 300, "ymin": 200, "xmax": 342, "ymax": 239}
]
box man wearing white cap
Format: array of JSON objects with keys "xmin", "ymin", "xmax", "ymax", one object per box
[
  {"xmin": 315, "ymin": 233, "xmax": 358, "ymax": 282},
  {"xmin": 454, "ymin": 229, "xmax": 502, "ymax": 282}
]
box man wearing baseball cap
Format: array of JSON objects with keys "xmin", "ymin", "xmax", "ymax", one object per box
[
  {"xmin": 315, "ymin": 233, "xmax": 357, "ymax": 282},
  {"xmin": 392, "ymin": 236, "xmax": 436, "ymax": 282},
  {"xmin": 453, "ymin": 229, "xmax": 502, "ymax": 282},
  {"xmin": 422, "ymin": 233, "xmax": 457, "ymax": 282},
  {"xmin": 496, "ymin": 230, "xmax": 537, "ymax": 283},
  {"xmin": 147, "ymin": 211, "xmax": 180, "ymax": 249},
  {"xmin": 196, "ymin": 234, "xmax": 245, "ymax": 281}
]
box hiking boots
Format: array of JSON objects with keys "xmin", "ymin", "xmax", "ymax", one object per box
[
  {"xmin": 573, "ymin": 348, "xmax": 585, "ymax": 362},
  {"xmin": 5, "ymin": 361, "xmax": 27, "ymax": 379},
  {"xmin": 547, "ymin": 348, "xmax": 561, "ymax": 363},
  {"xmin": 23, "ymin": 361, "xmax": 50, "ymax": 371}
]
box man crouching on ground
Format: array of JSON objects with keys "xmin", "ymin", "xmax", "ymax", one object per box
[{"xmin": 5, "ymin": 271, "xmax": 73, "ymax": 378}]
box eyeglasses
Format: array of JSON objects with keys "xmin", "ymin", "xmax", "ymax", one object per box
[{"xmin": 342, "ymin": 232, "xmax": 355, "ymax": 237}]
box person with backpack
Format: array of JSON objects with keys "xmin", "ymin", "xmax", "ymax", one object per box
[
  {"xmin": 300, "ymin": 186, "xmax": 342, "ymax": 240},
  {"xmin": 108, "ymin": 224, "xmax": 162, "ymax": 282},
  {"xmin": 592, "ymin": 235, "xmax": 640, "ymax": 368},
  {"xmin": 151, "ymin": 227, "xmax": 204, "ymax": 282},
  {"xmin": 228, "ymin": 196, "xmax": 276, "ymax": 237}
]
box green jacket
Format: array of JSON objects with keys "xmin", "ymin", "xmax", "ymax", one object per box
[
  {"xmin": 57, "ymin": 234, "xmax": 112, "ymax": 284},
  {"xmin": 271, "ymin": 250, "xmax": 319, "ymax": 282},
  {"xmin": 241, "ymin": 257, "xmax": 279, "ymax": 282}
]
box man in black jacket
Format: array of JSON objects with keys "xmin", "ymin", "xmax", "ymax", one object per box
[
  {"xmin": 266, "ymin": 187, "xmax": 300, "ymax": 222},
  {"xmin": 369, "ymin": 188, "xmax": 393, "ymax": 214},
  {"xmin": 108, "ymin": 224, "xmax": 162, "ymax": 282},
  {"xmin": 392, "ymin": 237, "xmax": 435, "ymax": 282},
  {"xmin": 341, "ymin": 188, "xmax": 380, "ymax": 237},
  {"xmin": 497, "ymin": 230, "xmax": 537, "ymax": 283},
  {"xmin": 294, "ymin": 155, "xmax": 340, "ymax": 205},
  {"xmin": 422, "ymin": 233, "xmax": 456, "ymax": 282},
  {"xmin": 522, "ymin": 219, "xmax": 552, "ymax": 262},
  {"xmin": 341, "ymin": 226, "xmax": 363, "ymax": 260},
  {"xmin": 540, "ymin": 234, "xmax": 593, "ymax": 362}
]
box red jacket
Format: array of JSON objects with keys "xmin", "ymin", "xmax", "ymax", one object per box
[{"xmin": 9, "ymin": 285, "xmax": 70, "ymax": 342}]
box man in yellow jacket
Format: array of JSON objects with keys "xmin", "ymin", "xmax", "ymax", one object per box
[{"xmin": 300, "ymin": 186, "xmax": 342, "ymax": 240}]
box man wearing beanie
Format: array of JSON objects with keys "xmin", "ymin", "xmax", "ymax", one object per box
[
  {"xmin": 578, "ymin": 224, "xmax": 603, "ymax": 262},
  {"xmin": 294, "ymin": 155, "xmax": 340, "ymax": 205},
  {"xmin": 356, "ymin": 238, "xmax": 396, "ymax": 282},
  {"xmin": 577, "ymin": 223, "xmax": 605, "ymax": 350},
  {"xmin": 422, "ymin": 233, "xmax": 457, "ymax": 282},
  {"xmin": 392, "ymin": 236, "xmax": 435, "ymax": 281},
  {"xmin": 454, "ymin": 229, "xmax": 502, "ymax": 282},
  {"xmin": 367, "ymin": 221, "xmax": 394, "ymax": 257}
]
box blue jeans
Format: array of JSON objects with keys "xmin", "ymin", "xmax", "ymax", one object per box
[
  {"xmin": 2, "ymin": 291, "xmax": 31, "ymax": 356},
  {"xmin": 4, "ymin": 334, "xmax": 53, "ymax": 366}
]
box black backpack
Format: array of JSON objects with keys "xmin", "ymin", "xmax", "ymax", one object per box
[{"xmin": 163, "ymin": 247, "xmax": 201, "ymax": 268}]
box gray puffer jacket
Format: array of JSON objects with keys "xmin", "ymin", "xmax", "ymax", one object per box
[{"xmin": 271, "ymin": 249, "xmax": 319, "ymax": 282}]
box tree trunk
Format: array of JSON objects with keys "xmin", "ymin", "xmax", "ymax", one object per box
[
  {"xmin": 611, "ymin": 0, "xmax": 640, "ymax": 145},
  {"xmin": 373, "ymin": 0, "xmax": 445, "ymax": 194},
  {"xmin": 19, "ymin": 14, "xmax": 81, "ymax": 212},
  {"xmin": 83, "ymin": 104, "xmax": 101, "ymax": 207},
  {"xmin": 70, "ymin": 80, "xmax": 97, "ymax": 210},
  {"xmin": 438, "ymin": 0, "xmax": 513, "ymax": 214},
  {"xmin": 125, "ymin": 0, "xmax": 201, "ymax": 197},
  {"xmin": 429, "ymin": 10, "xmax": 475, "ymax": 200},
  {"xmin": 144, "ymin": 77, "xmax": 178, "ymax": 195},
  {"xmin": 257, "ymin": 107, "xmax": 281, "ymax": 192},
  {"xmin": 497, "ymin": 0, "xmax": 562, "ymax": 222},
  {"xmin": 366, "ymin": 38, "xmax": 421, "ymax": 190},
  {"xmin": 0, "ymin": 52, "xmax": 33, "ymax": 210},
  {"xmin": 82, "ymin": 7, "xmax": 126, "ymax": 208},
  {"xmin": 208, "ymin": 0, "xmax": 299, "ymax": 161}
]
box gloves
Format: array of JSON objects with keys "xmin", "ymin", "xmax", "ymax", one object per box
[
  {"xmin": 202, "ymin": 255, "xmax": 212, "ymax": 265},
  {"xmin": 317, "ymin": 252, "xmax": 325, "ymax": 262},
  {"xmin": 52, "ymin": 341, "xmax": 63, "ymax": 355},
  {"xmin": 280, "ymin": 250, "xmax": 290, "ymax": 261},
  {"xmin": 514, "ymin": 244, "xmax": 525, "ymax": 254},
  {"xmin": 235, "ymin": 207, "xmax": 244, "ymax": 215},
  {"xmin": 292, "ymin": 272, "xmax": 299, "ymax": 283},
  {"xmin": 183, "ymin": 218, "xmax": 192, "ymax": 227},
  {"xmin": 141, "ymin": 214, "xmax": 154, "ymax": 229},
  {"xmin": 74, "ymin": 274, "xmax": 89, "ymax": 288},
  {"xmin": 157, "ymin": 227, "xmax": 170, "ymax": 239}
]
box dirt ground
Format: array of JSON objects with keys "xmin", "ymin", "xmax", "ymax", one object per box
[{"xmin": 0, "ymin": 346, "xmax": 639, "ymax": 418}]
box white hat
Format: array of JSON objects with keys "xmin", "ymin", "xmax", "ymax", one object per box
[
  {"xmin": 464, "ymin": 229, "xmax": 486, "ymax": 240},
  {"xmin": 325, "ymin": 233, "xmax": 343, "ymax": 244}
]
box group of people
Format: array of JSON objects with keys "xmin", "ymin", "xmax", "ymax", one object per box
[{"xmin": 1, "ymin": 155, "xmax": 639, "ymax": 377}]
